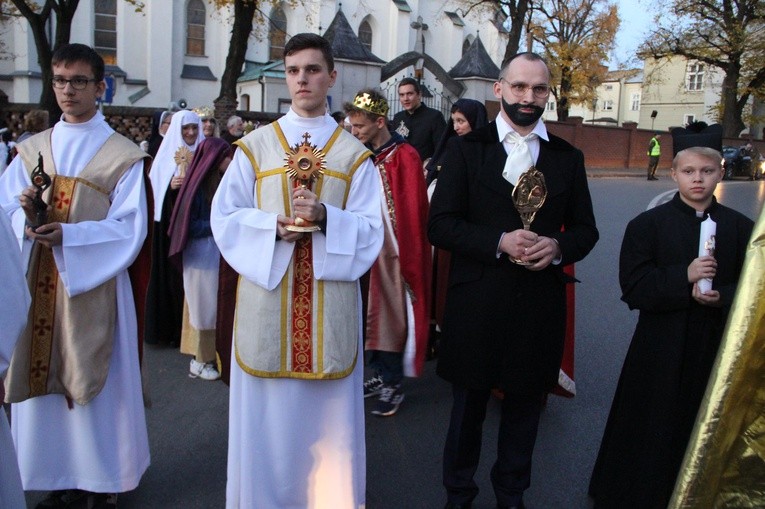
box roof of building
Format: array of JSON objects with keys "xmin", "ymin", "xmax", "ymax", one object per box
[
  {"xmin": 603, "ymin": 68, "xmax": 642, "ymax": 82},
  {"xmin": 323, "ymin": 9, "xmax": 385, "ymax": 64},
  {"xmin": 449, "ymin": 36, "xmax": 500, "ymax": 79},
  {"xmin": 238, "ymin": 60, "xmax": 285, "ymax": 83}
]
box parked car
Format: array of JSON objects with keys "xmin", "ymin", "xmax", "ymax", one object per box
[{"xmin": 722, "ymin": 145, "xmax": 762, "ymax": 180}]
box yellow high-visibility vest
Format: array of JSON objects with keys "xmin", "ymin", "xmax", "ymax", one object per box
[{"xmin": 648, "ymin": 137, "xmax": 661, "ymax": 156}]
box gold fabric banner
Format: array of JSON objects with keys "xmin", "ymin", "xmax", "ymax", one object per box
[{"xmin": 669, "ymin": 207, "xmax": 765, "ymax": 508}]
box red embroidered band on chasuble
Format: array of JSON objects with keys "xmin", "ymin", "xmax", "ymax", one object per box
[{"xmin": 28, "ymin": 176, "xmax": 75, "ymax": 396}]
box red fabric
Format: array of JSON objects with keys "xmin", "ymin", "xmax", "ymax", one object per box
[
  {"xmin": 128, "ymin": 164, "xmax": 154, "ymax": 367},
  {"xmin": 551, "ymin": 263, "xmax": 576, "ymax": 398},
  {"xmin": 215, "ymin": 257, "xmax": 238, "ymax": 386},
  {"xmin": 373, "ymin": 142, "xmax": 432, "ymax": 376},
  {"xmin": 433, "ymin": 248, "xmax": 451, "ymax": 328},
  {"xmin": 167, "ymin": 138, "xmax": 231, "ymax": 262}
]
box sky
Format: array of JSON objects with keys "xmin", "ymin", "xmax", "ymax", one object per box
[{"xmin": 611, "ymin": 0, "xmax": 654, "ymax": 67}]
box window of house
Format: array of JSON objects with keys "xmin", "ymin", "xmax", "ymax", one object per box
[
  {"xmin": 547, "ymin": 101, "xmax": 555, "ymax": 112},
  {"xmin": 359, "ymin": 19, "xmax": 372, "ymax": 52},
  {"xmin": 686, "ymin": 62, "xmax": 704, "ymax": 91},
  {"xmin": 684, "ymin": 114, "xmax": 696, "ymax": 125},
  {"xmin": 630, "ymin": 93, "xmax": 640, "ymax": 111},
  {"xmin": 94, "ymin": 0, "xmax": 117, "ymax": 65},
  {"xmin": 186, "ymin": 0, "xmax": 206, "ymax": 56},
  {"xmin": 604, "ymin": 84, "xmax": 613, "ymax": 91},
  {"xmin": 603, "ymin": 100, "xmax": 614, "ymax": 111},
  {"xmin": 269, "ymin": 7, "xmax": 287, "ymax": 61}
]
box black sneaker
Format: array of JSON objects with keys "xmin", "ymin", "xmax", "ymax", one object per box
[
  {"xmin": 363, "ymin": 375, "xmax": 384, "ymax": 398},
  {"xmin": 372, "ymin": 384, "xmax": 404, "ymax": 416}
]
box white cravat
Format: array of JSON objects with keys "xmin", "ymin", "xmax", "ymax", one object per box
[{"xmin": 502, "ymin": 131, "xmax": 537, "ymax": 186}]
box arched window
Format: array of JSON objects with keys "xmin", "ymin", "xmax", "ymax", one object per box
[
  {"xmin": 186, "ymin": 0, "xmax": 206, "ymax": 56},
  {"xmin": 240, "ymin": 94, "xmax": 250, "ymax": 111},
  {"xmin": 269, "ymin": 7, "xmax": 287, "ymax": 61},
  {"xmin": 462, "ymin": 38, "xmax": 471, "ymax": 56},
  {"xmin": 94, "ymin": 0, "xmax": 117, "ymax": 64},
  {"xmin": 359, "ymin": 20, "xmax": 372, "ymax": 52}
]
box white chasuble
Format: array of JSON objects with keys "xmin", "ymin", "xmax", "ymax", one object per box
[
  {"xmin": 212, "ymin": 109, "xmax": 384, "ymax": 508},
  {"xmin": 0, "ymin": 112, "xmax": 150, "ymax": 492}
]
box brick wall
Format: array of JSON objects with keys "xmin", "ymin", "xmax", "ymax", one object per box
[{"xmin": 546, "ymin": 116, "xmax": 765, "ymax": 170}]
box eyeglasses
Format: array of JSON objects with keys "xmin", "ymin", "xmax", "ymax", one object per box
[
  {"xmin": 500, "ymin": 78, "xmax": 550, "ymax": 99},
  {"xmin": 52, "ymin": 77, "xmax": 100, "ymax": 90}
]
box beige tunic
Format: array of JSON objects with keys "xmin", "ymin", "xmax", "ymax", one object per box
[
  {"xmin": 5, "ymin": 132, "xmax": 146, "ymax": 405},
  {"xmin": 232, "ymin": 122, "xmax": 372, "ymax": 379}
]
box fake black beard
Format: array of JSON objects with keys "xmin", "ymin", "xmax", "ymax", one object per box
[{"xmin": 502, "ymin": 98, "xmax": 545, "ymax": 127}]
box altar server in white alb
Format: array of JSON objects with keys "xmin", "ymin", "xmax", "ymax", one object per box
[
  {"xmin": 0, "ymin": 43, "xmax": 150, "ymax": 509},
  {"xmin": 0, "ymin": 205, "xmax": 30, "ymax": 509},
  {"xmin": 211, "ymin": 33, "xmax": 383, "ymax": 509}
]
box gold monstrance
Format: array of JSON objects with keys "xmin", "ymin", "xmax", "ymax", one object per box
[
  {"xmin": 510, "ymin": 166, "xmax": 547, "ymax": 265},
  {"xmin": 284, "ymin": 132, "xmax": 327, "ymax": 232}
]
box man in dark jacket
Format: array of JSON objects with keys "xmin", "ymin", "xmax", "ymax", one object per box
[
  {"xmin": 392, "ymin": 77, "xmax": 446, "ymax": 163},
  {"xmin": 428, "ymin": 52, "xmax": 599, "ymax": 509}
]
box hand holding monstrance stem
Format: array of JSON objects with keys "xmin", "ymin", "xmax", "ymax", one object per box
[
  {"xmin": 284, "ymin": 133, "xmax": 327, "ymax": 232},
  {"xmin": 510, "ymin": 166, "xmax": 547, "ymax": 264}
]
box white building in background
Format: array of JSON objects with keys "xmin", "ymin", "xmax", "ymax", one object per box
[
  {"xmin": 541, "ymin": 69, "xmax": 642, "ymax": 127},
  {"xmin": 638, "ymin": 56, "xmax": 724, "ymax": 132},
  {"xmin": 0, "ymin": 0, "xmax": 509, "ymax": 115}
]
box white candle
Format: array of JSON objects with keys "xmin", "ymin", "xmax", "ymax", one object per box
[{"xmin": 698, "ymin": 216, "xmax": 716, "ymax": 294}]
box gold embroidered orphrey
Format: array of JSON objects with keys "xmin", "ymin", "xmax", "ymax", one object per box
[
  {"xmin": 510, "ymin": 166, "xmax": 548, "ymax": 265},
  {"xmin": 284, "ymin": 132, "xmax": 327, "ymax": 232}
]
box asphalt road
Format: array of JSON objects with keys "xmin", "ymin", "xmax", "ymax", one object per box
[{"xmin": 23, "ymin": 177, "xmax": 765, "ymax": 509}]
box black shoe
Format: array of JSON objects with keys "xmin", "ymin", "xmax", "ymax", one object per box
[
  {"xmin": 497, "ymin": 501, "xmax": 526, "ymax": 509},
  {"xmin": 371, "ymin": 384, "xmax": 404, "ymax": 416},
  {"xmin": 88, "ymin": 493, "xmax": 118, "ymax": 509},
  {"xmin": 35, "ymin": 490, "xmax": 88, "ymax": 509},
  {"xmin": 362, "ymin": 375, "xmax": 384, "ymax": 398},
  {"xmin": 444, "ymin": 503, "xmax": 472, "ymax": 509}
]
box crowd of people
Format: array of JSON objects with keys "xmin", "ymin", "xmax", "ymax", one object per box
[{"xmin": 0, "ymin": 37, "xmax": 758, "ymax": 509}]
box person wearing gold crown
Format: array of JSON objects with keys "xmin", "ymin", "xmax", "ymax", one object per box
[
  {"xmin": 210, "ymin": 33, "xmax": 383, "ymax": 508},
  {"xmin": 344, "ymin": 88, "xmax": 432, "ymax": 417},
  {"xmin": 194, "ymin": 106, "xmax": 218, "ymax": 138}
]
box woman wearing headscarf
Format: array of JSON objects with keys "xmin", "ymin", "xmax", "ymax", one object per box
[
  {"xmin": 426, "ymin": 99, "xmax": 489, "ymax": 357},
  {"xmin": 147, "ymin": 110, "xmax": 174, "ymax": 159},
  {"xmin": 167, "ymin": 138, "xmax": 232, "ymax": 380},
  {"xmin": 145, "ymin": 110, "xmax": 204, "ymax": 346},
  {"xmin": 425, "ymin": 98, "xmax": 489, "ymax": 186}
]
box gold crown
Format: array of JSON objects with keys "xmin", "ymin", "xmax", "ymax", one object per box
[
  {"xmin": 352, "ymin": 92, "xmax": 388, "ymax": 117},
  {"xmin": 193, "ymin": 106, "xmax": 214, "ymax": 119}
]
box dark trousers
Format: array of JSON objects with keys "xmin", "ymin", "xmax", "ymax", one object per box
[
  {"xmin": 367, "ymin": 350, "xmax": 403, "ymax": 385},
  {"xmin": 443, "ymin": 384, "xmax": 543, "ymax": 507},
  {"xmin": 646, "ymin": 156, "xmax": 660, "ymax": 178}
]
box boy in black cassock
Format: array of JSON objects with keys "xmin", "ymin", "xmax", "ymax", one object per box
[{"xmin": 589, "ymin": 139, "xmax": 754, "ymax": 508}]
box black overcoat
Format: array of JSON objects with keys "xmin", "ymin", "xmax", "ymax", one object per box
[
  {"xmin": 589, "ymin": 194, "xmax": 753, "ymax": 508},
  {"xmin": 428, "ymin": 122, "xmax": 598, "ymax": 395}
]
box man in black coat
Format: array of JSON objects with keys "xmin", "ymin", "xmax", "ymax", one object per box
[
  {"xmin": 392, "ymin": 77, "xmax": 446, "ymax": 163},
  {"xmin": 428, "ymin": 52, "xmax": 599, "ymax": 509}
]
